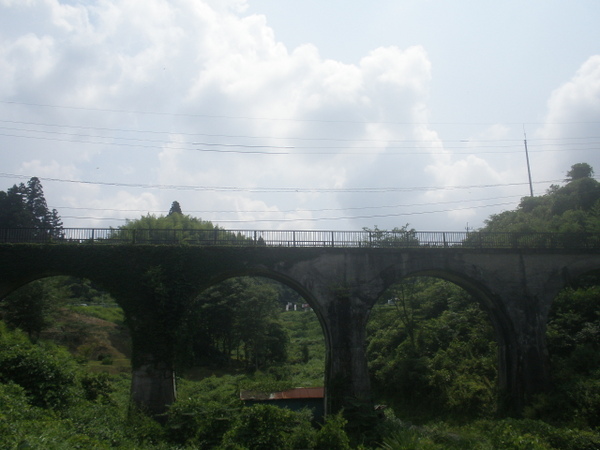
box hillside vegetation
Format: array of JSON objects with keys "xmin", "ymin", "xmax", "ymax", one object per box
[{"xmin": 1, "ymin": 167, "xmax": 600, "ymax": 448}]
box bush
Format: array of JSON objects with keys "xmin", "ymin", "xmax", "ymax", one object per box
[
  {"xmin": 221, "ymin": 404, "xmax": 313, "ymax": 450},
  {"xmin": 314, "ymin": 411, "xmax": 351, "ymax": 450},
  {"xmin": 80, "ymin": 372, "xmax": 114, "ymax": 402},
  {"xmin": 167, "ymin": 398, "xmax": 237, "ymax": 447},
  {"xmin": 0, "ymin": 324, "xmax": 78, "ymax": 409}
]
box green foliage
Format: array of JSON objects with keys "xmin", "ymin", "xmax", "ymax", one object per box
[
  {"xmin": 566, "ymin": 162, "xmax": 594, "ymax": 181},
  {"xmin": 0, "ymin": 176, "xmax": 63, "ymax": 235},
  {"xmin": 525, "ymin": 283, "xmax": 600, "ymax": 427},
  {"xmin": 122, "ymin": 210, "xmax": 215, "ymax": 231},
  {"xmin": 80, "ymin": 372, "xmax": 114, "ymax": 402},
  {"xmin": 381, "ymin": 429, "xmax": 440, "ymax": 449},
  {"xmin": 362, "ymin": 224, "xmax": 419, "ymax": 247},
  {"xmin": 114, "ymin": 210, "xmax": 218, "ymax": 244},
  {"xmin": 167, "ymin": 200, "xmax": 183, "ymax": 216},
  {"xmin": 69, "ymin": 304, "xmax": 125, "ymax": 324},
  {"xmin": 179, "ymin": 277, "xmax": 290, "ymax": 371},
  {"xmin": 62, "ymin": 277, "xmax": 116, "ymax": 306},
  {"xmin": 313, "ymin": 411, "xmax": 351, "ymax": 450},
  {"xmin": 220, "ymin": 404, "xmax": 314, "ymax": 450},
  {"xmin": 0, "ymin": 279, "xmax": 64, "ymax": 341},
  {"xmin": 0, "ymin": 325, "xmax": 171, "ymax": 448},
  {"xmin": 481, "ymin": 163, "xmax": 600, "ymax": 233},
  {"xmin": 279, "ymin": 310, "xmax": 325, "ymax": 386},
  {"xmin": 166, "ymin": 375, "xmax": 242, "ymax": 446},
  {"xmin": 0, "ymin": 323, "xmax": 78, "ymax": 409},
  {"xmin": 376, "ymin": 415, "xmax": 600, "ymax": 449},
  {"xmin": 367, "ymin": 278, "xmax": 497, "ymax": 422}
]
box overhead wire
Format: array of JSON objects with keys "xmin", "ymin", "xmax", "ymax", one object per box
[
  {"xmin": 2, "ymin": 100, "xmax": 598, "ymax": 226},
  {"xmin": 1, "ymin": 126, "xmax": 599, "ymax": 155},
  {"xmin": 3, "ymin": 100, "xmax": 600, "ymax": 126},
  {"xmin": 0, "ymin": 172, "xmax": 565, "ymax": 194},
  {"xmin": 58, "ymin": 201, "xmax": 518, "ymax": 224},
  {"xmin": 50, "ymin": 194, "xmax": 524, "ymax": 215}
]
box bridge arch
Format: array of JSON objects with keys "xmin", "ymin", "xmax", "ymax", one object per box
[
  {"xmin": 3, "ymin": 241, "xmax": 600, "ymax": 420},
  {"xmin": 183, "ymin": 267, "xmax": 334, "ymax": 411},
  {"xmin": 376, "ymin": 264, "xmax": 516, "ymax": 352},
  {"xmin": 0, "ymin": 266, "xmax": 139, "ymax": 327},
  {"xmin": 190, "ymin": 267, "xmax": 322, "ymax": 315},
  {"xmin": 369, "ymin": 268, "xmax": 513, "ymax": 414}
]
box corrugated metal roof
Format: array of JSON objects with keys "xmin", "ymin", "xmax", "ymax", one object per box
[
  {"xmin": 272, "ymin": 387, "xmax": 324, "ymax": 399},
  {"xmin": 240, "ymin": 387, "xmax": 324, "ymax": 401}
]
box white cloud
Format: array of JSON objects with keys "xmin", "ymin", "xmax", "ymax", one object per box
[
  {"xmin": 536, "ymin": 55, "xmax": 600, "ymax": 180},
  {"xmin": 2, "ymin": 1, "xmax": 596, "ymax": 232}
]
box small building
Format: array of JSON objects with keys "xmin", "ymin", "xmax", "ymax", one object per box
[{"xmin": 240, "ymin": 387, "xmax": 325, "ymax": 421}]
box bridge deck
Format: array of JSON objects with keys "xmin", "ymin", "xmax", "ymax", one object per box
[{"xmin": 1, "ymin": 228, "xmax": 599, "ymax": 249}]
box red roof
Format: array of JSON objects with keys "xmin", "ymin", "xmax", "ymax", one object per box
[{"xmin": 240, "ymin": 387, "xmax": 324, "ymax": 401}]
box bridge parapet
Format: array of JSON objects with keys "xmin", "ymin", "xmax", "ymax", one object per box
[{"xmin": 0, "ymin": 228, "xmax": 599, "ymax": 250}]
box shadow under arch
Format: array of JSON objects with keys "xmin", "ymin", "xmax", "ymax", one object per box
[
  {"xmin": 375, "ymin": 266, "xmax": 517, "ymax": 415},
  {"xmin": 188, "ymin": 267, "xmax": 330, "ymax": 368},
  {"xmin": 0, "ymin": 272, "xmax": 133, "ymax": 380},
  {"xmin": 0, "ymin": 268, "xmax": 139, "ymax": 339},
  {"xmin": 540, "ymin": 265, "xmax": 600, "ymax": 426}
]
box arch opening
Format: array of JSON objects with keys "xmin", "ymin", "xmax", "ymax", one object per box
[
  {"xmin": 173, "ymin": 273, "xmax": 327, "ymax": 420},
  {"xmin": 0, "ymin": 275, "xmax": 132, "ymax": 373},
  {"xmin": 538, "ymin": 268, "xmax": 600, "ymax": 427},
  {"xmin": 366, "ymin": 274, "xmax": 500, "ymax": 423}
]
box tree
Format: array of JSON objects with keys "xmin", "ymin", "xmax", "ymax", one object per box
[
  {"xmin": 0, "ymin": 177, "xmax": 63, "ymax": 238},
  {"xmin": 469, "ymin": 164, "xmax": 600, "ymax": 426},
  {"xmin": 0, "ymin": 278, "xmax": 69, "ymax": 341},
  {"xmin": 367, "ymin": 278, "xmax": 498, "ymax": 420},
  {"xmin": 479, "ymin": 163, "xmax": 600, "ymax": 234},
  {"xmin": 116, "ymin": 211, "xmax": 288, "ymax": 371},
  {"xmin": 180, "ymin": 277, "xmax": 289, "ymax": 371},
  {"xmin": 168, "ymin": 201, "xmax": 183, "ymax": 216},
  {"xmin": 362, "ymin": 224, "xmax": 418, "ymax": 247},
  {"xmin": 566, "ymin": 163, "xmax": 594, "ymax": 182}
]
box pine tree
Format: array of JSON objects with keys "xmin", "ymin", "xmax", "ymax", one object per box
[
  {"xmin": 0, "ymin": 177, "xmax": 63, "ymax": 237},
  {"xmin": 168, "ymin": 201, "xmax": 183, "ymax": 216}
]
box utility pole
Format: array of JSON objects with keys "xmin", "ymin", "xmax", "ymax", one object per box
[{"xmin": 523, "ymin": 126, "xmax": 534, "ymax": 197}]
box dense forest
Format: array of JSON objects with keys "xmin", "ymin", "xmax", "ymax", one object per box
[{"xmin": 1, "ymin": 166, "xmax": 600, "ymax": 448}]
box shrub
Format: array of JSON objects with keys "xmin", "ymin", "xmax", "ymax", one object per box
[
  {"xmin": 221, "ymin": 404, "xmax": 312, "ymax": 450},
  {"xmin": 80, "ymin": 372, "xmax": 113, "ymax": 402},
  {"xmin": 314, "ymin": 411, "xmax": 351, "ymax": 450},
  {"xmin": 167, "ymin": 398, "xmax": 237, "ymax": 447},
  {"xmin": 0, "ymin": 325, "xmax": 78, "ymax": 409}
]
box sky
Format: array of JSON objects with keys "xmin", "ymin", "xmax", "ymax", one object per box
[{"xmin": 1, "ymin": 0, "xmax": 599, "ymax": 232}]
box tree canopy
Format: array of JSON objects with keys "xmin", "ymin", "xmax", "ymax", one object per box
[
  {"xmin": 0, "ymin": 177, "xmax": 62, "ymax": 235},
  {"xmin": 481, "ymin": 163, "xmax": 600, "ymax": 233},
  {"xmin": 566, "ymin": 162, "xmax": 594, "ymax": 182},
  {"xmin": 168, "ymin": 201, "xmax": 183, "ymax": 216}
]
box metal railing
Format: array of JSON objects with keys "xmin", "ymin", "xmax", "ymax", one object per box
[{"xmin": 0, "ymin": 228, "xmax": 599, "ymax": 249}]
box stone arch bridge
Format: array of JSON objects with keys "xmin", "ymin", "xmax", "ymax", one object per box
[{"xmin": 1, "ymin": 228, "xmax": 599, "ymax": 419}]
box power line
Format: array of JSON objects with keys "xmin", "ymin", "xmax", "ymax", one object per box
[
  {"xmin": 4, "ymin": 100, "xmax": 600, "ymax": 126},
  {"xmin": 58, "ymin": 201, "xmax": 518, "ymax": 224},
  {"xmin": 4, "ymin": 118, "xmax": 600, "ymax": 144},
  {"xmin": 51, "ymin": 194, "xmax": 523, "ymax": 216},
  {"xmin": 1, "ymin": 127, "xmax": 599, "ymax": 156},
  {"xmin": 0, "ymin": 172, "xmax": 563, "ymax": 194}
]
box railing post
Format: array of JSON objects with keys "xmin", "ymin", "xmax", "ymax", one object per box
[
  {"xmin": 254, "ymin": 230, "xmax": 257, "ymax": 246},
  {"xmin": 91, "ymin": 228, "xmax": 95, "ymax": 244},
  {"xmin": 293, "ymin": 231, "xmax": 296, "ymax": 248},
  {"xmin": 331, "ymin": 231, "xmax": 335, "ymax": 247},
  {"xmin": 132, "ymin": 229, "xmax": 136, "ymax": 244},
  {"xmin": 443, "ymin": 232, "xmax": 447, "ymax": 248}
]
